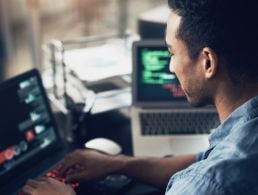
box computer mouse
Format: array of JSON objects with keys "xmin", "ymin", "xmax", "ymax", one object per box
[{"xmin": 84, "ymin": 138, "xmax": 122, "ymax": 156}]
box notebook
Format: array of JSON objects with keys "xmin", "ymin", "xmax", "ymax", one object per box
[
  {"xmin": 131, "ymin": 40, "xmax": 220, "ymax": 157},
  {"xmin": 0, "ymin": 69, "xmax": 73, "ymax": 194},
  {"xmin": 0, "ymin": 69, "xmax": 134, "ymax": 195}
]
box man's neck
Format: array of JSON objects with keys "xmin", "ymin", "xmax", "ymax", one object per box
[{"xmin": 214, "ymin": 83, "xmax": 258, "ymax": 122}]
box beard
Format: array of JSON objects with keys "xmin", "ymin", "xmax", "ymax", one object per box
[{"xmin": 184, "ymin": 87, "xmax": 213, "ymax": 107}]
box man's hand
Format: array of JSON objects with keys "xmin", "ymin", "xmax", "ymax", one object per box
[
  {"xmin": 20, "ymin": 177, "xmax": 76, "ymax": 195},
  {"xmin": 58, "ymin": 149, "xmax": 123, "ymax": 182},
  {"xmin": 57, "ymin": 149, "xmax": 195, "ymax": 188}
]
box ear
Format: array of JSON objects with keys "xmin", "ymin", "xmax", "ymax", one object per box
[{"xmin": 200, "ymin": 47, "xmax": 218, "ymax": 79}]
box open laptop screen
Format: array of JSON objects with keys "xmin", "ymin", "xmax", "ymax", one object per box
[
  {"xmin": 0, "ymin": 69, "xmax": 62, "ymax": 183},
  {"xmin": 133, "ymin": 40, "xmax": 186, "ymax": 104}
]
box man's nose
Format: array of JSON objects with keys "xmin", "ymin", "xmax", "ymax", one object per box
[{"xmin": 169, "ymin": 57, "xmax": 175, "ymax": 73}]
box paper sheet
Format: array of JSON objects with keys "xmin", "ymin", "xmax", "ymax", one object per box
[{"xmin": 90, "ymin": 88, "xmax": 131, "ymax": 114}]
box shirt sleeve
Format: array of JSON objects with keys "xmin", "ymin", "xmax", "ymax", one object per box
[{"xmin": 166, "ymin": 172, "xmax": 227, "ymax": 195}]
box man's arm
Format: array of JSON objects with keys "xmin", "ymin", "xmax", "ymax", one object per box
[
  {"xmin": 117, "ymin": 154, "xmax": 196, "ymax": 188},
  {"xmin": 59, "ymin": 150, "xmax": 196, "ymax": 188}
]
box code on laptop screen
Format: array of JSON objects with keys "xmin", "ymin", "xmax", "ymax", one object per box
[
  {"xmin": 137, "ymin": 45, "xmax": 186, "ymax": 102},
  {"xmin": 0, "ymin": 75, "xmax": 58, "ymax": 177}
]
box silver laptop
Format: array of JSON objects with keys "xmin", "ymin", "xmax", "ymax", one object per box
[{"xmin": 131, "ymin": 40, "xmax": 220, "ymax": 157}]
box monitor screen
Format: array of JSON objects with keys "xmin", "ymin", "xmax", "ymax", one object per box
[
  {"xmin": 0, "ymin": 72, "xmax": 59, "ymax": 178},
  {"xmin": 136, "ymin": 45, "xmax": 186, "ymax": 102}
]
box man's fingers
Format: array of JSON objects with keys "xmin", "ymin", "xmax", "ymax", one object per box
[
  {"xmin": 58, "ymin": 159, "xmax": 78, "ymax": 176},
  {"xmin": 58, "ymin": 149, "xmax": 90, "ymax": 176},
  {"xmin": 25, "ymin": 179, "xmax": 40, "ymax": 188},
  {"xmin": 36, "ymin": 177, "xmax": 55, "ymax": 183},
  {"xmin": 21, "ymin": 184, "xmax": 36, "ymax": 195},
  {"xmin": 65, "ymin": 166, "xmax": 82, "ymax": 176},
  {"xmin": 66, "ymin": 172, "xmax": 88, "ymax": 183}
]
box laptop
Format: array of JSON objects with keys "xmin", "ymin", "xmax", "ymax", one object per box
[
  {"xmin": 0, "ymin": 69, "xmax": 72, "ymax": 194},
  {"xmin": 131, "ymin": 40, "xmax": 220, "ymax": 157},
  {"xmin": 0, "ymin": 69, "xmax": 135, "ymax": 195}
]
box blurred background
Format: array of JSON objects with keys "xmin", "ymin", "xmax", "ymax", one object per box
[{"xmin": 0, "ymin": 0, "xmax": 167, "ymax": 80}]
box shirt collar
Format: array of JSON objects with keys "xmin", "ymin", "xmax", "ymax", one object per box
[{"xmin": 209, "ymin": 95, "xmax": 258, "ymax": 148}]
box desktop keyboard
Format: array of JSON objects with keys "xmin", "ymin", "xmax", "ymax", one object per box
[{"xmin": 140, "ymin": 112, "xmax": 220, "ymax": 135}]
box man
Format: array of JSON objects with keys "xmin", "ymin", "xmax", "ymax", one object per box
[{"xmin": 21, "ymin": 0, "xmax": 258, "ymax": 194}]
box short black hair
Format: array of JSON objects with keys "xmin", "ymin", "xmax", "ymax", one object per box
[{"xmin": 168, "ymin": 0, "xmax": 258, "ymax": 83}]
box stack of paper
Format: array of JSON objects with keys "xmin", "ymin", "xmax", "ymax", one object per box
[{"xmin": 64, "ymin": 40, "xmax": 132, "ymax": 83}]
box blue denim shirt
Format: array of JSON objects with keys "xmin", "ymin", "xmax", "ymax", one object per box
[{"xmin": 166, "ymin": 96, "xmax": 258, "ymax": 195}]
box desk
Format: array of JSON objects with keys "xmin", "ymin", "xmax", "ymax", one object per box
[
  {"xmin": 54, "ymin": 108, "xmax": 131, "ymax": 153},
  {"xmin": 82, "ymin": 108, "xmax": 133, "ymax": 155}
]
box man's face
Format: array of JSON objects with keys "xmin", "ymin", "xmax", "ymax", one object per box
[{"xmin": 166, "ymin": 11, "xmax": 210, "ymax": 107}]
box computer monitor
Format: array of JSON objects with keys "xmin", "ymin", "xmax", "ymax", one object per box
[{"xmin": 135, "ymin": 40, "xmax": 186, "ymax": 102}]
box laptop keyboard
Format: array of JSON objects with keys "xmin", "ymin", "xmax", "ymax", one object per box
[
  {"xmin": 45, "ymin": 164, "xmax": 80, "ymax": 189},
  {"xmin": 140, "ymin": 112, "xmax": 220, "ymax": 135}
]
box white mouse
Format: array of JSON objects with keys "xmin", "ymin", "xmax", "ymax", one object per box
[{"xmin": 84, "ymin": 137, "xmax": 122, "ymax": 155}]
